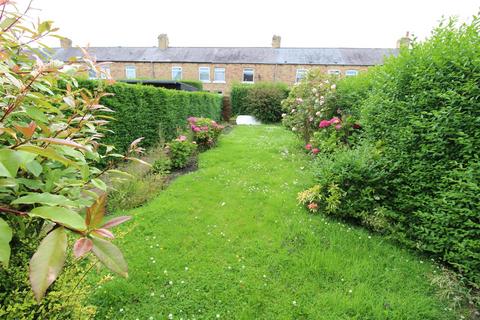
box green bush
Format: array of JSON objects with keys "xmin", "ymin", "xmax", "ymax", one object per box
[
  {"xmin": 0, "ymin": 219, "xmax": 95, "ymax": 319},
  {"xmin": 76, "ymin": 80, "xmax": 222, "ymax": 153},
  {"xmin": 230, "ymin": 82, "xmax": 289, "ymax": 120},
  {"xmin": 167, "ymin": 137, "xmax": 197, "ymax": 169},
  {"xmin": 180, "ymin": 80, "xmax": 203, "ymax": 91},
  {"xmin": 245, "ymin": 83, "xmax": 289, "ymax": 122},
  {"xmin": 305, "ymin": 17, "xmax": 480, "ymax": 286}
]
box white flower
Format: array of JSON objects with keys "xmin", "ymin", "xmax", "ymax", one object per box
[
  {"xmin": 169, "ymin": 280, "xmax": 173, "ymax": 285},
  {"xmin": 311, "ymin": 88, "xmax": 318, "ymax": 94},
  {"xmin": 320, "ymin": 100, "xmax": 324, "ymax": 106},
  {"xmin": 281, "ymin": 113, "xmax": 287, "ymax": 117},
  {"xmin": 168, "ymin": 314, "xmax": 173, "ymax": 319},
  {"xmin": 316, "ymin": 111, "xmax": 321, "ymax": 116},
  {"xmin": 292, "ymin": 300, "xmax": 297, "ymax": 306},
  {"xmin": 291, "ymin": 109, "xmax": 296, "ymax": 113},
  {"xmin": 331, "ymin": 84, "xmax": 336, "ymax": 90},
  {"xmin": 292, "ymin": 127, "xmax": 297, "ymax": 131},
  {"xmin": 348, "ymin": 289, "xmax": 353, "ymax": 294},
  {"xmin": 216, "ymin": 314, "xmax": 220, "ymax": 318}
]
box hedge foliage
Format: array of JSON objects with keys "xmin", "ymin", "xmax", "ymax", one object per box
[
  {"xmin": 230, "ymin": 82, "xmax": 289, "ymax": 122},
  {"xmin": 77, "ymin": 80, "xmax": 222, "ymax": 153},
  {"xmin": 179, "ymin": 80, "xmax": 203, "ymax": 91},
  {"xmin": 309, "ymin": 17, "xmax": 480, "ymax": 285}
]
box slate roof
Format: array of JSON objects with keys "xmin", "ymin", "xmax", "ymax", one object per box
[{"xmin": 50, "ymin": 47, "xmax": 397, "ymax": 66}]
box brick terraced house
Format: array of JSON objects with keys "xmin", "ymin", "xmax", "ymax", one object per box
[{"xmin": 52, "ymin": 35, "xmax": 405, "ymax": 95}]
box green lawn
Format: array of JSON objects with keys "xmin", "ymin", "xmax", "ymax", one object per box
[{"xmin": 89, "ymin": 125, "xmax": 458, "ymax": 319}]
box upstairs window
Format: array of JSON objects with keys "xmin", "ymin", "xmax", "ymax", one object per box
[
  {"xmin": 345, "ymin": 69, "xmax": 359, "ymax": 77},
  {"xmin": 328, "ymin": 69, "xmax": 341, "ymax": 76},
  {"xmin": 214, "ymin": 67, "xmax": 226, "ymax": 82},
  {"xmin": 199, "ymin": 67, "xmax": 210, "ymax": 82},
  {"xmin": 172, "ymin": 67, "xmax": 182, "ymax": 80},
  {"xmin": 295, "ymin": 69, "xmax": 307, "ymax": 83},
  {"xmin": 125, "ymin": 66, "xmax": 136, "ymax": 79},
  {"xmin": 243, "ymin": 68, "xmax": 254, "ymax": 83}
]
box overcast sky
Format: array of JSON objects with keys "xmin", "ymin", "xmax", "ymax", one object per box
[{"xmin": 30, "ymin": 0, "xmax": 479, "ymax": 48}]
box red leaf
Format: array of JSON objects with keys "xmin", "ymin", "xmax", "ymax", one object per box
[
  {"xmin": 73, "ymin": 238, "xmax": 93, "ymax": 258},
  {"xmin": 15, "ymin": 121, "xmax": 36, "ymax": 138},
  {"xmin": 101, "ymin": 216, "xmax": 131, "ymax": 229},
  {"xmin": 93, "ymin": 228, "xmax": 114, "ymax": 239},
  {"xmin": 85, "ymin": 194, "xmax": 106, "ymax": 229}
]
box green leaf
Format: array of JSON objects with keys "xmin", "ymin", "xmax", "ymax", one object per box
[
  {"xmin": 91, "ymin": 178, "xmax": 107, "ymax": 191},
  {"xmin": 30, "ymin": 227, "xmax": 67, "ymax": 302},
  {"xmin": 12, "ymin": 193, "xmax": 77, "ymax": 207},
  {"xmin": 25, "ymin": 160, "xmax": 43, "ymax": 177},
  {"xmin": 91, "ymin": 236, "xmax": 128, "ymax": 278},
  {"xmin": 0, "ymin": 218, "xmax": 13, "ymax": 267},
  {"xmin": 26, "ymin": 107, "xmax": 49, "ymax": 123},
  {"xmin": 16, "ymin": 145, "xmax": 77, "ymax": 167},
  {"xmin": 29, "ymin": 206, "xmax": 86, "ymax": 231},
  {"xmin": 0, "ymin": 149, "xmax": 20, "ymax": 178}
]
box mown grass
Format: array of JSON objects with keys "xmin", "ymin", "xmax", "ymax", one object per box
[{"xmin": 88, "ymin": 125, "xmax": 463, "ymax": 319}]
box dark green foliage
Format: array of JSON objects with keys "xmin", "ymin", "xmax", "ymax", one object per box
[
  {"xmin": 0, "ymin": 217, "xmax": 95, "ymax": 319},
  {"xmin": 230, "ymin": 82, "xmax": 289, "ymax": 120},
  {"xmin": 179, "ymin": 80, "xmax": 203, "ymax": 91},
  {"xmin": 167, "ymin": 139, "xmax": 197, "ymax": 169},
  {"xmin": 312, "ymin": 17, "xmax": 480, "ymax": 286},
  {"xmin": 335, "ymin": 72, "xmax": 374, "ymax": 118},
  {"xmin": 230, "ymin": 83, "xmax": 251, "ymax": 115},
  {"xmin": 245, "ymin": 83, "xmax": 289, "ymax": 122},
  {"xmin": 76, "ymin": 80, "xmax": 221, "ymax": 153}
]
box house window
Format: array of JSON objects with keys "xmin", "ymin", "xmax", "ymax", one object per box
[
  {"xmin": 99, "ymin": 65, "xmax": 111, "ymax": 79},
  {"xmin": 125, "ymin": 66, "xmax": 136, "ymax": 79},
  {"xmin": 172, "ymin": 67, "xmax": 182, "ymax": 80},
  {"xmin": 243, "ymin": 68, "xmax": 254, "ymax": 83},
  {"xmin": 88, "ymin": 68, "xmax": 97, "ymax": 79},
  {"xmin": 345, "ymin": 70, "xmax": 359, "ymax": 77},
  {"xmin": 214, "ymin": 67, "xmax": 226, "ymax": 83},
  {"xmin": 328, "ymin": 69, "xmax": 341, "ymax": 75},
  {"xmin": 199, "ymin": 67, "xmax": 210, "ymax": 82},
  {"xmin": 295, "ymin": 69, "xmax": 307, "ymax": 83}
]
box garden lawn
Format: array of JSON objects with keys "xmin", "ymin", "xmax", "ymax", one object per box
[{"xmin": 89, "ymin": 125, "xmax": 458, "ymax": 320}]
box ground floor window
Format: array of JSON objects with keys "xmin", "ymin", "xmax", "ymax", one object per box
[
  {"xmin": 243, "ymin": 68, "xmax": 254, "ymax": 83},
  {"xmin": 199, "ymin": 67, "xmax": 210, "ymax": 82},
  {"xmin": 172, "ymin": 67, "xmax": 182, "ymax": 80},
  {"xmin": 295, "ymin": 69, "xmax": 307, "ymax": 83}
]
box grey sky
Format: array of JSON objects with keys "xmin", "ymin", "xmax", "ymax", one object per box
[{"xmin": 31, "ymin": 0, "xmax": 478, "ymax": 48}]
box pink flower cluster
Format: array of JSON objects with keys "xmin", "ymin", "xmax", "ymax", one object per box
[
  {"xmin": 176, "ymin": 135, "xmax": 187, "ymax": 142},
  {"xmin": 305, "ymin": 144, "xmax": 320, "ymax": 155},
  {"xmin": 187, "ymin": 117, "xmax": 224, "ymax": 132},
  {"xmin": 319, "ymin": 117, "xmax": 342, "ymax": 130}
]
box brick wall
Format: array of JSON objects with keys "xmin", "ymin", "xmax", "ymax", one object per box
[{"xmin": 105, "ymin": 61, "xmax": 370, "ymax": 95}]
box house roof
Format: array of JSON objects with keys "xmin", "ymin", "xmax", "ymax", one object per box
[{"xmin": 50, "ymin": 47, "xmax": 398, "ymax": 66}]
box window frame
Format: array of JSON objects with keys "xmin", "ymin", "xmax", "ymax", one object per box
[
  {"xmin": 213, "ymin": 67, "xmax": 226, "ymax": 83},
  {"xmin": 327, "ymin": 69, "xmax": 341, "ymax": 76},
  {"xmin": 345, "ymin": 69, "xmax": 359, "ymax": 77},
  {"xmin": 99, "ymin": 65, "xmax": 111, "ymax": 79},
  {"xmin": 242, "ymin": 68, "xmax": 254, "ymax": 83},
  {"xmin": 125, "ymin": 65, "xmax": 136, "ymax": 79},
  {"xmin": 295, "ymin": 69, "xmax": 307, "ymax": 83},
  {"xmin": 171, "ymin": 66, "xmax": 183, "ymax": 81},
  {"xmin": 199, "ymin": 67, "xmax": 210, "ymax": 83}
]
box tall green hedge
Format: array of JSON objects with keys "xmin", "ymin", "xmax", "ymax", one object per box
[
  {"xmin": 230, "ymin": 82, "xmax": 289, "ymax": 121},
  {"xmin": 312, "ymin": 17, "xmax": 480, "ymax": 285},
  {"xmin": 76, "ymin": 80, "xmax": 221, "ymax": 153}
]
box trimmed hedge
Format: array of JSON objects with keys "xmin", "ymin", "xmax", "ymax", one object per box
[
  {"xmin": 311, "ymin": 17, "xmax": 480, "ymax": 285},
  {"xmin": 230, "ymin": 82, "xmax": 289, "ymax": 122},
  {"xmin": 76, "ymin": 80, "xmax": 221, "ymax": 153}
]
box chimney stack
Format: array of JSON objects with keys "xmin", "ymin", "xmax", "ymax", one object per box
[
  {"xmin": 272, "ymin": 35, "xmax": 281, "ymax": 48},
  {"xmin": 60, "ymin": 37, "xmax": 72, "ymax": 49},
  {"xmin": 396, "ymin": 32, "xmax": 411, "ymax": 49},
  {"xmin": 158, "ymin": 34, "xmax": 169, "ymax": 50}
]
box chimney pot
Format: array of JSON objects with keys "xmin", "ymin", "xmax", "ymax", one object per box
[
  {"xmin": 396, "ymin": 32, "xmax": 411, "ymax": 49},
  {"xmin": 158, "ymin": 34, "xmax": 169, "ymax": 50},
  {"xmin": 60, "ymin": 37, "xmax": 72, "ymax": 49},
  {"xmin": 272, "ymin": 35, "xmax": 281, "ymax": 48}
]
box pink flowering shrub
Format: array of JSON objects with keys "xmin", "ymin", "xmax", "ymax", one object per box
[
  {"xmin": 281, "ymin": 69, "xmax": 338, "ymax": 143},
  {"xmin": 167, "ymin": 135, "xmax": 197, "ymax": 169},
  {"xmin": 188, "ymin": 117, "xmax": 224, "ymax": 150}
]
